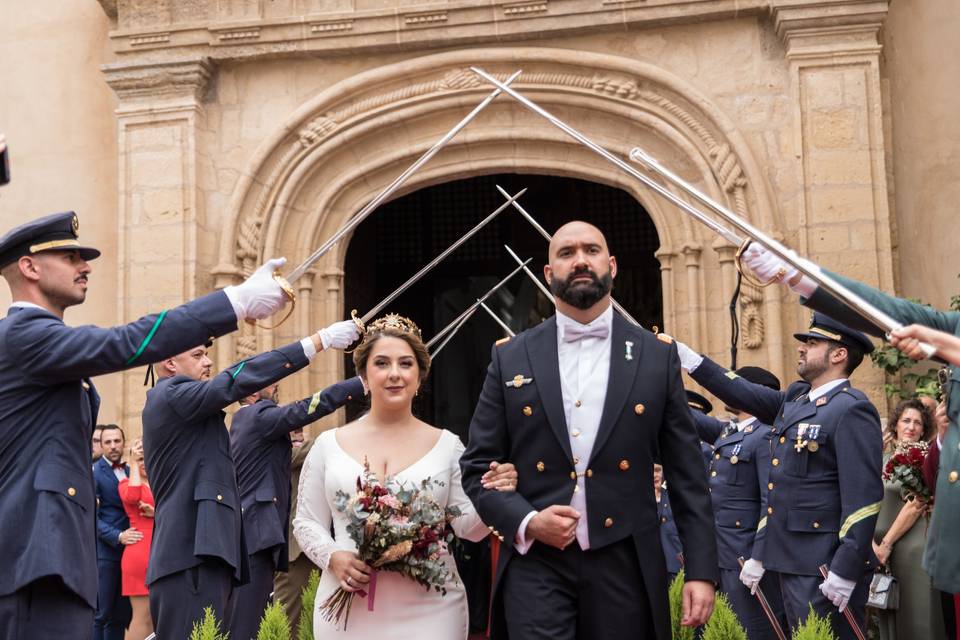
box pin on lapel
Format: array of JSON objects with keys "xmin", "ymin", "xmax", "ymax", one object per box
[
  {"xmin": 506, "ymin": 374, "xmax": 533, "ymax": 388},
  {"xmin": 625, "ymin": 341, "xmax": 634, "ymax": 361}
]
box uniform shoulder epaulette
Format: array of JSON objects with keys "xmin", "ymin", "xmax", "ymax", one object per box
[
  {"xmin": 837, "ymin": 385, "xmax": 867, "ymax": 400},
  {"xmin": 495, "ymin": 336, "xmax": 511, "ymax": 347},
  {"xmin": 656, "ymin": 333, "xmax": 673, "ymax": 345}
]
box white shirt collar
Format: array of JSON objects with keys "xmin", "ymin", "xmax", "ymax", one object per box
[
  {"xmin": 9, "ymin": 301, "xmax": 44, "ymax": 311},
  {"xmin": 736, "ymin": 416, "xmax": 758, "ymax": 431},
  {"xmin": 807, "ymin": 378, "xmax": 848, "ymax": 402},
  {"xmin": 555, "ymin": 303, "xmax": 614, "ymax": 341}
]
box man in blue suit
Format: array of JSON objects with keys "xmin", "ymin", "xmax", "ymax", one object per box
[
  {"xmin": 225, "ymin": 377, "xmax": 363, "ymax": 640},
  {"xmin": 672, "ymin": 313, "xmax": 882, "ymax": 639},
  {"xmin": 689, "ymin": 367, "xmax": 788, "ymax": 640},
  {"xmin": 0, "ymin": 211, "xmax": 292, "ymax": 636},
  {"xmin": 143, "ymin": 321, "xmax": 359, "ymax": 638},
  {"xmin": 93, "ymin": 424, "xmax": 135, "ymax": 640}
]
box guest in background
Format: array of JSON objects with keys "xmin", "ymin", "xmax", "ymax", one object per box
[
  {"xmin": 92, "ymin": 425, "xmax": 104, "ymax": 463},
  {"xmin": 873, "ymin": 399, "xmax": 943, "ymax": 640},
  {"xmin": 93, "ymin": 425, "xmax": 135, "ymax": 640},
  {"xmin": 273, "ymin": 429, "xmax": 319, "ymax": 634},
  {"xmin": 118, "ymin": 438, "xmax": 155, "ymax": 640}
]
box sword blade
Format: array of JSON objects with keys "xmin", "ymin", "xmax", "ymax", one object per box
[
  {"xmin": 425, "ymin": 259, "xmax": 532, "ymax": 350},
  {"xmin": 361, "ymin": 188, "xmax": 527, "ymax": 324},
  {"xmin": 479, "ymin": 301, "xmax": 516, "ymax": 337},
  {"xmin": 495, "ymin": 185, "xmax": 642, "ymax": 328},
  {"xmin": 504, "ymin": 244, "xmax": 554, "ymax": 302},
  {"xmin": 738, "ymin": 557, "xmax": 787, "ymax": 640},
  {"xmin": 284, "ymin": 70, "xmax": 523, "ymax": 284},
  {"xmin": 430, "ymin": 307, "xmax": 478, "ymax": 358}
]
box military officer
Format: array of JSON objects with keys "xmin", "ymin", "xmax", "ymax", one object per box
[
  {"xmin": 225, "ymin": 377, "xmax": 363, "ymax": 640},
  {"xmin": 672, "ymin": 313, "xmax": 882, "ymax": 640},
  {"xmin": 654, "ymin": 462, "xmax": 684, "ymax": 585},
  {"xmin": 687, "ymin": 390, "xmax": 717, "ymax": 469},
  {"xmin": 741, "ymin": 243, "xmax": 960, "ymax": 597},
  {"xmin": 0, "ymin": 211, "xmax": 290, "ymax": 635},
  {"xmin": 690, "ymin": 366, "xmax": 788, "ymax": 640},
  {"xmin": 143, "ymin": 320, "xmax": 358, "ymax": 638}
]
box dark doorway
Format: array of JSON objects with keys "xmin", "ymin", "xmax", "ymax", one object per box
[{"xmin": 343, "ymin": 173, "xmax": 662, "ymax": 439}]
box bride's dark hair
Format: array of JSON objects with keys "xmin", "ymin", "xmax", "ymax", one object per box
[{"xmin": 352, "ymin": 315, "xmax": 431, "ymax": 385}]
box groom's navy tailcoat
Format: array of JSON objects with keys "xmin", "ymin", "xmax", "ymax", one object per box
[{"xmin": 461, "ymin": 313, "xmax": 718, "ymax": 640}]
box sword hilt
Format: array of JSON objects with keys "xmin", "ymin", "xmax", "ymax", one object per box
[{"xmin": 243, "ymin": 270, "xmax": 297, "ymax": 329}]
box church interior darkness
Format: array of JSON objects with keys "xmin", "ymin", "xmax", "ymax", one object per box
[{"xmin": 343, "ymin": 173, "xmax": 662, "ymax": 438}]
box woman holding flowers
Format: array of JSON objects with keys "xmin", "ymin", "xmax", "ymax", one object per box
[
  {"xmin": 293, "ymin": 314, "xmax": 517, "ymax": 639},
  {"xmin": 872, "ymin": 398, "xmax": 943, "ymax": 640}
]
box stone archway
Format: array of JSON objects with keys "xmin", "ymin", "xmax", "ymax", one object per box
[{"xmin": 211, "ymin": 46, "xmax": 785, "ymax": 410}]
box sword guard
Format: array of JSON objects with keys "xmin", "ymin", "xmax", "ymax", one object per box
[
  {"xmin": 243, "ymin": 270, "xmax": 297, "ymax": 329},
  {"xmin": 735, "ymin": 239, "xmax": 782, "ymax": 289},
  {"xmin": 342, "ymin": 309, "xmax": 367, "ymax": 354}
]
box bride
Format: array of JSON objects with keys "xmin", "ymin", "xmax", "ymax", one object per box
[{"xmin": 293, "ymin": 314, "xmax": 518, "ymax": 639}]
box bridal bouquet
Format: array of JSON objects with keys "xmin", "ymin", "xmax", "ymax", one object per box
[
  {"xmin": 883, "ymin": 440, "xmax": 932, "ymax": 505},
  {"xmin": 319, "ymin": 460, "xmax": 462, "ymax": 629}
]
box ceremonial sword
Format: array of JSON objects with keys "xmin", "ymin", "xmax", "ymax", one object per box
[
  {"xmin": 350, "ymin": 188, "xmax": 527, "ymax": 331},
  {"xmin": 819, "ymin": 564, "xmax": 866, "ymax": 640},
  {"xmin": 425, "ymin": 259, "xmax": 532, "ymax": 351},
  {"xmin": 473, "ymin": 67, "xmax": 940, "ymax": 360},
  {"xmin": 431, "ymin": 296, "xmax": 517, "ymax": 358},
  {"xmin": 493, "ymin": 184, "xmax": 642, "ymax": 327},
  {"xmin": 256, "ymin": 70, "xmax": 522, "ymax": 325},
  {"xmin": 738, "ymin": 557, "xmax": 788, "ymax": 640}
]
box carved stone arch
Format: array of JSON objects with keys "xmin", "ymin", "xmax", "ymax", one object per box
[{"xmin": 212, "ymin": 47, "xmax": 785, "ymax": 385}]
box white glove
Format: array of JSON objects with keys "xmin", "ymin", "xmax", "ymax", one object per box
[
  {"xmin": 318, "ymin": 320, "xmax": 361, "ymax": 351},
  {"xmin": 820, "ymin": 571, "xmax": 856, "ymax": 612},
  {"xmin": 662, "ymin": 335, "xmax": 703, "ymax": 372},
  {"xmin": 224, "ymin": 258, "xmax": 289, "ymax": 321},
  {"xmin": 739, "ymin": 558, "xmax": 765, "ymax": 595},
  {"xmin": 742, "ymin": 244, "xmax": 818, "ymax": 297}
]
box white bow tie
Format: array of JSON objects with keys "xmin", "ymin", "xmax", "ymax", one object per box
[{"xmin": 562, "ymin": 323, "xmax": 609, "ymax": 343}]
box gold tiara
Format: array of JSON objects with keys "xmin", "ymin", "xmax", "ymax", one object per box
[{"xmin": 351, "ymin": 310, "xmax": 422, "ymax": 340}]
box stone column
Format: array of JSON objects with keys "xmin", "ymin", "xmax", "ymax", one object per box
[
  {"xmin": 773, "ymin": 0, "xmax": 892, "ymax": 405},
  {"xmin": 655, "ymin": 246, "xmax": 677, "ymax": 333},
  {"xmin": 682, "ymin": 243, "xmax": 703, "ymax": 349},
  {"xmin": 103, "ymin": 58, "xmax": 214, "ymax": 436},
  {"xmin": 307, "ymin": 265, "xmax": 347, "ymax": 435}
]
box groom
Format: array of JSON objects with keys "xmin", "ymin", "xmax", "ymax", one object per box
[{"xmin": 461, "ymin": 221, "xmax": 717, "ymax": 639}]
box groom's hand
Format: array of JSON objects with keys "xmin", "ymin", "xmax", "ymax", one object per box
[
  {"xmin": 527, "ymin": 505, "xmax": 580, "ymax": 550},
  {"xmin": 681, "ymin": 580, "xmax": 715, "ymax": 627}
]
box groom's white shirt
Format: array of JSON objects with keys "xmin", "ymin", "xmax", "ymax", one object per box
[{"xmin": 514, "ymin": 303, "xmax": 613, "ymax": 553}]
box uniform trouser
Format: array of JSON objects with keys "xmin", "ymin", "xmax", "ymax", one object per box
[
  {"xmin": 93, "ymin": 558, "xmax": 131, "ymax": 640},
  {"xmin": 502, "ymin": 538, "xmax": 653, "ymax": 640},
  {"xmin": 719, "ymin": 568, "xmax": 787, "ymax": 640},
  {"xmin": 778, "ymin": 572, "xmax": 870, "ymax": 640},
  {"xmin": 226, "ymin": 550, "xmax": 276, "ymax": 640},
  {"xmin": 274, "ymin": 553, "xmax": 319, "ymax": 634},
  {"xmin": 149, "ymin": 560, "xmax": 233, "ymax": 640},
  {"xmin": 0, "ymin": 576, "xmax": 93, "ymax": 637}
]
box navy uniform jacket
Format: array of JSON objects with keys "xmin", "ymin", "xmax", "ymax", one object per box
[
  {"xmin": 461, "ymin": 313, "xmax": 718, "ymax": 640},
  {"xmin": 0, "ymin": 291, "xmax": 238, "ymax": 608},
  {"xmin": 691, "ymin": 356, "xmax": 882, "ymax": 579},
  {"xmin": 229, "ymin": 377, "xmax": 362, "ymax": 571},
  {"xmin": 693, "ymin": 412, "xmax": 774, "ymax": 572},
  {"xmin": 143, "ymin": 341, "xmax": 310, "ymax": 586},
  {"xmin": 657, "ymin": 488, "xmax": 683, "ymax": 575},
  {"xmin": 94, "ymin": 457, "xmax": 130, "ymax": 563}
]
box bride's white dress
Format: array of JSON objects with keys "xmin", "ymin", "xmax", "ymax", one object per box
[{"xmin": 293, "ymin": 428, "xmax": 489, "ymax": 640}]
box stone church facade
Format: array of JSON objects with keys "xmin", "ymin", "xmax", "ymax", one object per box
[{"xmin": 1, "ymin": 1, "xmax": 956, "ymax": 432}]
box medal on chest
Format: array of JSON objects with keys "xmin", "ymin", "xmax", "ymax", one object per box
[
  {"xmin": 794, "ymin": 423, "xmax": 821, "ymax": 453},
  {"xmin": 729, "ymin": 443, "xmax": 742, "ymax": 465}
]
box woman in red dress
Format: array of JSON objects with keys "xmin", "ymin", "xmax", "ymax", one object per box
[{"xmin": 118, "ymin": 438, "xmax": 155, "ymax": 640}]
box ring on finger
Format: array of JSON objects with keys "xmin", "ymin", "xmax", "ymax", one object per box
[{"xmin": 346, "ymin": 576, "xmax": 353, "ymax": 587}]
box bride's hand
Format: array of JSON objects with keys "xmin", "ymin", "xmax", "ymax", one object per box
[
  {"xmin": 482, "ymin": 461, "xmax": 518, "ymax": 492},
  {"xmin": 329, "ymin": 550, "xmax": 372, "ymax": 592}
]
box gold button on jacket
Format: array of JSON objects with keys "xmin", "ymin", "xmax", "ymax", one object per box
[
  {"xmin": 536, "ymin": 461, "xmax": 545, "ymax": 472},
  {"xmin": 522, "ymin": 406, "xmax": 533, "ymax": 417},
  {"xmin": 634, "ymin": 403, "xmax": 645, "ymax": 415},
  {"xmin": 618, "ymin": 459, "xmax": 630, "ymax": 471},
  {"xmin": 604, "ymin": 517, "xmax": 614, "ymax": 528}
]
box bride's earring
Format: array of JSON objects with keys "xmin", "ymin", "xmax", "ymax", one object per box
[{"xmin": 361, "ymin": 379, "xmax": 369, "ymax": 396}]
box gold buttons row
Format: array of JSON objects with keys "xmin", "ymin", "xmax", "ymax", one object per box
[{"xmin": 536, "ymin": 460, "xmax": 631, "ymax": 474}]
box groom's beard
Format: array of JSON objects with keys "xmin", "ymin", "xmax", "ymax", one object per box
[{"xmin": 550, "ymin": 267, "xmax": 613, "ymax": 310}]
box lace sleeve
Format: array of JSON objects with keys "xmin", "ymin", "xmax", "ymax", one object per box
[
  {"xmin": 292, "ymin": 435, "xmax": 343, "ymax": 571},
  {"xmin": 447, "ymin": 435, "xmax": 491, "ymax": 543}
]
